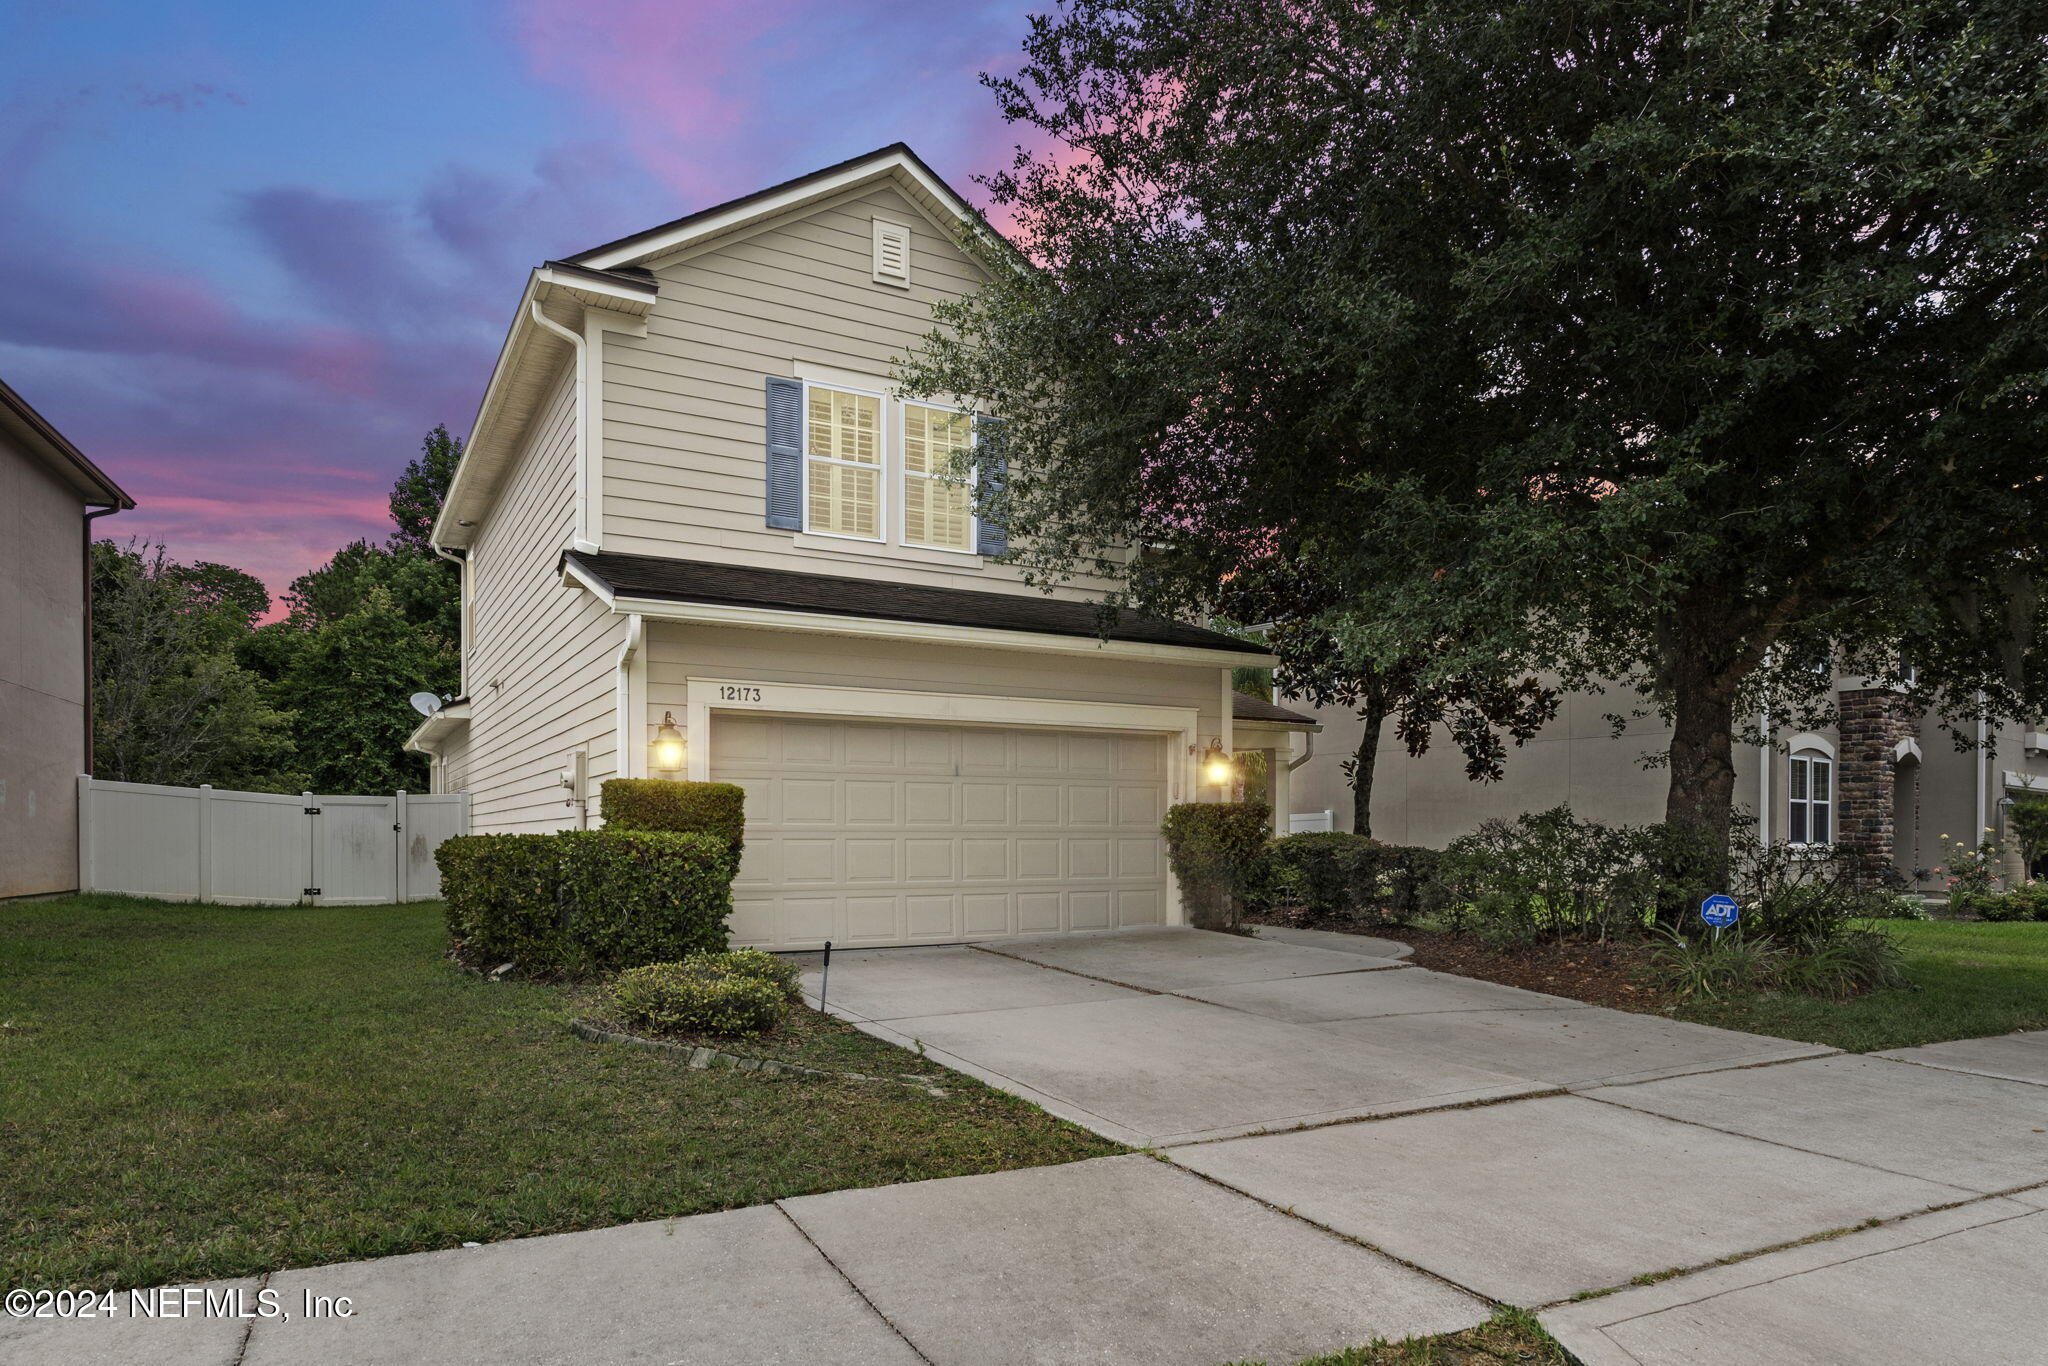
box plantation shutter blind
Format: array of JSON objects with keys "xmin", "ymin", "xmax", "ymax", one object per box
[
  {"xmin": 974, "ymin": 415, "xmax": 1009, "ymax": 557},
  {"xmin": 763, "ymin": 376, "xmax": 803, "ymax": 529},
  {"xmin": 805, "ymin": 387, "xmax": 881, "ymax": 539},
  {"xmin": 902, "ymin": 405, "xmax": 973, "ymax": 550}
]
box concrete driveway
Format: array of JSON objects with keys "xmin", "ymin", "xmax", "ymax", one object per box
[
  {"xmin": 18, "ymin": 928, "xmax": 2048, "ymax": 1366},
  {"xmin": 800, "ymin": 927, "xmax": 2048, "ymax": 1363}
]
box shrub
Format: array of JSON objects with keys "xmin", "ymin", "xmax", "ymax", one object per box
[
  {"xmin": 1162, "ymin": 801, "xmax": 1272, "ymax": 930},
  {"xmin": 437, "ymin": 834, "xmax": 565, "ymax": 966},
  {"xmin": 437, "ymin": 829, "xmax": 735, "ymax": 975},
  {"xmin": 1967, "ymin": 885, "xmax": 2048, "ymax": 922},
  {"xmin": 599, "ymin": 779, "xmax": 746, "ymax": 873},
  {"xmin": 557, "ymin": 830, "xmax": 733, "ymax": 972},
  {"xmin": 612, "ymin": 958, "xmax": 786, "ymax": 1037},
  {"xmin": 705, "ymin": 946, "xmax": 804, "ymax": 1001},
  {"xmin": 1437, "ymin": 808, "xmax": 1668, "ymax": 947},
  {"xmin": 1265, "ymin": 832, "xmax": 1444, "ymax": 925},
  {"xmin": 1650, "ymin": 928, "xmax": 1786, "ymax": 1002}
]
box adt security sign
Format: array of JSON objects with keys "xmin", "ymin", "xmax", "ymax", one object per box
[{"xmin": 1700, "ymin": 894, "xmax": 1740, "ymax": 929}]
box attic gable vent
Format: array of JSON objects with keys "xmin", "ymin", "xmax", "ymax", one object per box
[{"xmin": 872, "ymin": 218, "xmax": 911, "ymax": 286}]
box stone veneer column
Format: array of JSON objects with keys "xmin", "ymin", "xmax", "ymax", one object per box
[{"xmin": 1835, "ymin": 689, "xmax": 1919, "ymax": 883}]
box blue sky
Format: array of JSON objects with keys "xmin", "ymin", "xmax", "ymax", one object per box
[{"xmin": 2, "ymin": 0, "xmax": 1038, "ymax": 598}]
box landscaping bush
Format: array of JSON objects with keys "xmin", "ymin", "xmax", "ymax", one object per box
[
  {"xmin": 1436, "ymin": 808, "xmax": 1670, "ymax": 947},
  {"xmin": 436, "ymin": 834, "xmax": 565, "ymax": 967},
  {"xmin": 599, "ymin": 779, "xmax": 746, "ymax": 874},
  {"xmin": 437, "ymin": 829, "xmax": 734, "ymax": 976},
  {"xmin": 1162, "ymin": 800, "xmax": 1272, "ymax": 930},
  {"xmin": 1264, "ymin": 832, "xmax": 1443, "ymax": 925},
  {"xmin": 611, "ymin": 958, "xmax": 786, "ymax": 1037},
  {"xmin": 557, "ymin": 831, "xmax": 733, "ymax": 972},
  {"xmin": 708, "ymin": 946, "xmax": 804, "ymax": 1001},
  {"xmin": 1651, "ymin": 924, "xmax": 1907, "ymax": 1003},
  {"xmin": 1967, "ymin": 884, "xmax": 2048, "ymax": 922}
]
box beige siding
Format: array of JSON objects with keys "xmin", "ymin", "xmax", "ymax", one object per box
[
  {"xmin": 461, "ymin": 367, "xmax": 624, "ymax": 832},
  {"xmin": 644, "ymin": 624, "xmax": 1226, "ymax": 736},
  {"xmin": 597, "ymin": 182, "xmax": 1115, "ymax": 600},
  {"xmin": 0, "ymin": 440, "xmax": 89, "ymax": 897}
]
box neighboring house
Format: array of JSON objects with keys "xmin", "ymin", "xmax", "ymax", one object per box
[
  {"xmin": 1288, "ymin": 676, "xmax": 2048, "ymax": 890},
  {"xmin": 0, "ymin": 378, "xmax": 133, "ymax": 899},
  {"xmin": 409, "ymin": 145, "xmax": 1316, "ymax": 949}
]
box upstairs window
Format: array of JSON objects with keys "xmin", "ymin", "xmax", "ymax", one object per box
[
  {"xmin": 901, "ymin": 403, "xmax": 975, "ymax": 552},
  {"xmin": 1789, "ymin": 752, "xmax": 1833, "ymax": 846},
  {"xmin": 804, "ymin": 386, "xmax": 881, "ymax": 540}
]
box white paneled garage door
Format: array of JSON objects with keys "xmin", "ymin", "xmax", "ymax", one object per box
[{"xmin": 712, "ymin": 715, "xmax": 1170, "ymax": 948}]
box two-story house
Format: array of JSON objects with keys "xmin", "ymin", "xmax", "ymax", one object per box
[{"xmin": 409, "ymin": 145, "xmax": 1316, "ymax": 950}]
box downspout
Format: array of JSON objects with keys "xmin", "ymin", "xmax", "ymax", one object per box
[
  {"xmin": 433, "ymin": 544, "xmax": 468, "ymax": 695},
  {"xmin": 527, "ymin": 301, "xmax": 596, "ymax": 554},
  {"xmin": 615, "ymin": 613, "xmax": 644, "ymax": 783},
  {"xmin": 81, "ymin": 504, "xmax": 122, "ymax": 775},
  {"xmin": 1287, "ymin": 730, "xmax": 1315, "ymax": 771},
  {"xmin": 1976, "ymin": 691, "xmax": 1988, "ymax": 846},
  {"xmin": 1758, "ymin": 705, "xmax": 1771, "ymax": 844}
]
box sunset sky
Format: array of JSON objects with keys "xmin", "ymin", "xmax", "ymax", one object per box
[{"xmin": 4, "ymin": 1, "xmax": 1039, "ymax": 602}]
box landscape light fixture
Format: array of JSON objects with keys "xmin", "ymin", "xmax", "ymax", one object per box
[
  {"xmin": 1202, "ymin": 738, "xmax": 1235, "ymax": 788},
  {"xmin": 652, "ymin": 712, "xmax": 686, "ymax": 772}
]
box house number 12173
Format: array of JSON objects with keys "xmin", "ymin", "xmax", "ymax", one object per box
[{"xmin": 717, "ymin": 685, "xmax": 763, "ymax": 702}]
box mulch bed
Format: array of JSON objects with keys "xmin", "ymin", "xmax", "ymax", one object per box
[{"xmin": 1248, "ymin": 911, "xmax": 1679, "ymax": 1014}]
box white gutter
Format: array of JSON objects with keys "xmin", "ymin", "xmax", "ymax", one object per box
[
  {"xmin": 434, "ymin": 545, "xmax": 470, "ymax": 695},
  {"xmin": 614, "ymin": 613, "xmax": 645, "ymax": 781},
  {"xmin": 1288, "ymin": 729, "xmax": 1316, "ymax": 771},
  {"xmin": 527, "ymin": 301, "xmax": 599, "ymax": 555}
]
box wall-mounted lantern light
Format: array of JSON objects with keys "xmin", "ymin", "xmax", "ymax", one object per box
[
  {"xmin": 652, "ymin": 712, "xmax": 687, "ymax": 772},
  {"xmin": 1201, "ymin": 738, "xmax": 1235, "ymax": 788}
]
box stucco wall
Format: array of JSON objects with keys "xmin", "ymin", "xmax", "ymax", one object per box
[{"xmin": 0, "ymin": 439, "xmax": 89, "ymax": 897}]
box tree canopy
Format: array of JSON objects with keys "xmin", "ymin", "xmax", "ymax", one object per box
[{"xmin": 902, "ymin": 0, "xmax": 2048, "ymax": 855}]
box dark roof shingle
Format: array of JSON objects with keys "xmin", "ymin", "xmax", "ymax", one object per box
[
  {"xmin": 1231, "ymin": 692, "xmax": 1320, "ymax": 727},
  {"xmin": 566, "ymin": 551, "xmax": 1268, "ymax": 656}
]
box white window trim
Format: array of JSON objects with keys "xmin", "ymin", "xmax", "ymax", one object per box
[
  {"xmin": 899, "ymin": 399, "xmax": 979, "ymax": 555},
  {"xmin": 801, "ymin": 379, "xmax": 887, "ymax": 544},
  {"xmin": 1788, "ymin": 750, "xmax": 1834, "ymax": 848}
]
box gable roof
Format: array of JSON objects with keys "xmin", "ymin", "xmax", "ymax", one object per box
[
  {"xmin": 0, "ymin": 376, "xmax": 132, "ymax": 508},
  {"xmin": 568, "ymin": 143, "xmax": 1000, "ymax": 272},
  {"xmin": 563, "ymin": 550, "xmax": 1271, "ymax": 659},
  {"xmin": 432, "ymin": 145, "xmax": 998, "ymax": 551}
]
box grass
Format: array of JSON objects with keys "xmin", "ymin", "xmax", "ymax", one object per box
[
  {"xmin": 1, "ymin": 896, "xmax": 1119, "ymax": 1292},
  {"xmin": 1676, "ymin": 918, "xmax": 2048, "ymax": 1052},
  {"xmin": 1225, "ymin": 1309, "xmax": 1570, "ymax": 1365}
]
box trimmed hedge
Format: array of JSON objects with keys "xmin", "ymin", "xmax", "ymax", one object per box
[
  {"xmin": 599, "ymin": 779, "xmax": 745, "ymax": 873},
  {"xmin": 612, "ymin": 957, "xmax": 786, "ymax": 1037},
  {"xmin": 1162, "ymin": 800, "xmax": 1272, "ymax": 930},
  {"xmin": 437, "ymin": 829, "xmax": 734, "ymax": 975},
  {"xmin": 1266, "ymin": 832, "xmax": 1443, "ymax": 924}
]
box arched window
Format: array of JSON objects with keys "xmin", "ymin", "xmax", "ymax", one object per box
[{"xmin": 1789, "ymin": 750, "xmax": 1833, "ymax": 846}]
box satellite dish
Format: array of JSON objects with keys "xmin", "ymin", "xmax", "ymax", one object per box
[{"xmin": 409, "ymin": 692, "xmax": 443, "ymax": 717}]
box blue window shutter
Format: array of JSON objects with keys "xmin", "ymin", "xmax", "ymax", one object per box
[
  {"xmin": 974, "ymin": 416, "xmax": 1008, "ymax": 557},
  {"xmin": 764, "ymin": 376, "xmax": 802, "ymax": 529}
]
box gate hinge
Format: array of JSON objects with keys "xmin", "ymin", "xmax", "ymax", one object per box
[
  {"xmin": 304, "ymin": 806, "xmax": 322, "ymax": 815},
  {"xmin": 303, "ymin": 887, "xmax": 322, "ymax": 897}
]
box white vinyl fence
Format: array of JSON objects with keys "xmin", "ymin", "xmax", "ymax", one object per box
[{"xmin": 78, "ymin": 777, "xmax": 469, "ymax": 905}]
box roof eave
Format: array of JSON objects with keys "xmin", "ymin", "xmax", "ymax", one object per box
[{"xmin": 0, "ymin": 377, "xmax": 134, "ymax": 508}]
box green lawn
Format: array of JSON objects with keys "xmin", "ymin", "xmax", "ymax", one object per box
[
  {"xmin": 1227, "ymin": 1310, "xmax": 1569, "ymax": 1365},
  {"xmin": 1, "ymin": 896, "xmax": 1118, "ymax": 1292},
  {"xmin": 1678, "ymin": 919, "xmax": 2048, "ymax": 1052}
]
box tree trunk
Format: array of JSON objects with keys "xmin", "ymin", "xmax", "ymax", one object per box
[
  {"xmin": 1662, "ymin": 644, "xmax": 1742, "ymax": 919},
  {"xmin": 1351, "ymin": 702, "xmax": 1385, "ymax": 840}
]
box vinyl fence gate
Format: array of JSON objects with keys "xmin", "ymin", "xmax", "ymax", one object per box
[{"xmin": 78, "ymin": 777, "xmax": 470, "ymax": 905}]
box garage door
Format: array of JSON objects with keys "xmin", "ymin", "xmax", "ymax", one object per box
[{"xmin": 712, "ymin": 715, "xmax": 1170, "ymax": 948}]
